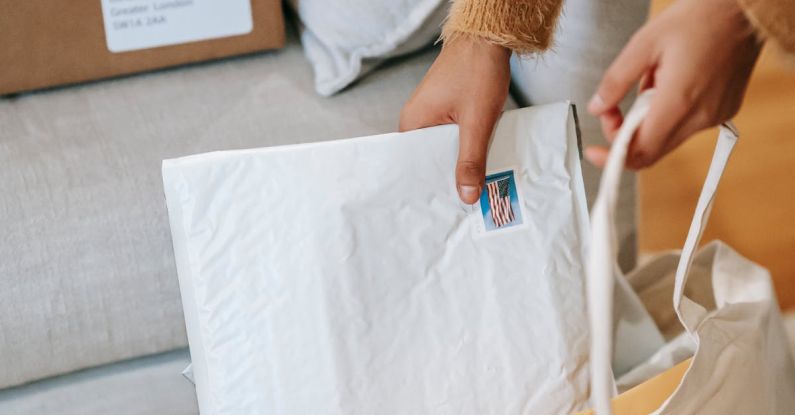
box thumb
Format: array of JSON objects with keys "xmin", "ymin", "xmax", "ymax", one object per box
[
  {"xmin": 456, "ymin": 118, "xmax": 494, "ymax": 204},
  {"xmin": 588, "ymin": 32, "xmax": 654, "ymax": 115}
]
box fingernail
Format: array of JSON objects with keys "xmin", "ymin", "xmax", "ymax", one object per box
[
  {"xmin": 588, "ymin": 94, "xmax": 605, "ymax": 114},
  {"xmin": 460, "ymin": 185, "xmax": 480, "ymax": 201}
]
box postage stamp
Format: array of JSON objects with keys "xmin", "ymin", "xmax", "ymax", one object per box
[{"xmin": 478, "ymin": 169, "xmax": 524, "ymax": 232}]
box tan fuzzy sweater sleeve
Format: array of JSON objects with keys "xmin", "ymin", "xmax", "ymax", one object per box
[
  {"xmin": 441, "ymin": 0, "xmax": 564, "ymax": 54},
  {"xmin": 738, "ymin": 0, "xmax": 795, "ymax": 55}
]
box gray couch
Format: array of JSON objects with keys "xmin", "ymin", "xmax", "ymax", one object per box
[{"xmin": 1, "ymin": 28, "xmax": 514, "ymax": 413}]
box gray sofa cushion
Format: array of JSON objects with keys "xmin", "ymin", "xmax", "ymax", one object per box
[
  {"xmin": 0, "ymin": 27, "xmax": 481, "ymax": 389},
  {"xmin": 0, "ymin": 350, "xmax": 197, "ymax": 415}
]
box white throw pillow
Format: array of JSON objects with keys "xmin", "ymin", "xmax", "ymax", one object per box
[
  {"xmin": 287, "ymin": 0, "xmax": 447, "ymax": 96},
  {"xmin": 163, "ymin": 103, "xmax": 595, "ymax": 414}
]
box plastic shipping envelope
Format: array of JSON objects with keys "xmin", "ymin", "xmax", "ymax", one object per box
[{"xmin": 162, "ymin": 102, "xmax": 592, "ymax": 414}]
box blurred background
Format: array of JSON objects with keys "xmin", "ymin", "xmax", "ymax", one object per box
[{"xmin": 640, "ymin": 0, "xmax": 795, "ymax": 310}]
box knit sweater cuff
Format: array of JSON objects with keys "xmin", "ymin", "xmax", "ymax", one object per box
[
  {"xmin": 738, "ymin": 0, "xmax": 795, "ymax": 55},
  {"xmin": 440, "ymin": 0, "xmax": 563, "ymax": 54}
]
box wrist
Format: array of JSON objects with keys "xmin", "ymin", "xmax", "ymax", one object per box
[{"xmin": 443, "ymin": 33, "xmax": 511, "ymax": 63}]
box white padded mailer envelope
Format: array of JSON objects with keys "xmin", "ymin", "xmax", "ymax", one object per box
[{"xmin": 163, "ymin": 102, "xmax": 592, "ymax": 414}]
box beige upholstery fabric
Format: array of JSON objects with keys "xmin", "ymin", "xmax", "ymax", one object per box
[
  {"xmin": 0, "ymin": 350, "xmax": 197, "ymax": 415},
  {"xmin": 0, "ymin": 28, "xmax": 458, "ymax": 389}
]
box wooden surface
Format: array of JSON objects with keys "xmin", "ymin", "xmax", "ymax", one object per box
[{"xmin": 639, "ymin": 1, "xmax": 795, "ymax": 309}]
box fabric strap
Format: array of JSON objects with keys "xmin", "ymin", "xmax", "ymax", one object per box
[{"xmin": 586, "ymin": 90, "xmax": 739, "ymax": 414}]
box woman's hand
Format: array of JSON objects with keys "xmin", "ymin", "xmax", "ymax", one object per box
[
  {"xmin": 400, "ymin": 36, "xmax": 511, "ymax": 204},
  {"xmin": 586, "ymin": 0, "xmax": 762, "ymax": 169}
]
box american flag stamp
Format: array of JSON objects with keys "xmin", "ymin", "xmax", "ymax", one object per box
[{"xmin": 478, "ymin": 169, "xmax": 524, "ymax": 232}]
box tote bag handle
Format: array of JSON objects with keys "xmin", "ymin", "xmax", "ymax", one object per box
[{"xmin": 586, "ymin": 90, "xmax": 739, "ymax": 414}]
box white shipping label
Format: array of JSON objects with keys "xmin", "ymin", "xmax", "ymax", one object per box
[{"xmin": 100, "ymin": 0, "xmax": 253, "ymax": 53}]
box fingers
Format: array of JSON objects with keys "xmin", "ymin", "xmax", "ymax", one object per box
[
  {"xmin": 599, "ymin": 107, "xmax": 624, "ymax": 142},
  {"xmin": 589, "ymin": 84, "xmax": 692, "ymax": 170},
  {"xmin": 626, "ymin": 87, "xmax": 690, "ymax": 169},
  {"xmin": 583, "ymin": 107, "xmax": 622, "ymax": 170},
  {"xmin": 584, "ymin": 146, "xmax": 610, "ymax": 168},
  {"xmin": 588, "ymin": 33, "xmax": 654, "ymax": 116},
  {"xmin": 585, "ymin": 106, "xmax": 621, "ymax": 170},
  {"xmin": 401, "ymin": 98, "xmax": 492, "ymax": 204},
  {"xmin": 456, "ymin": 117, "xmax": 495, "ymax": 204},
  {"xmin": 639, "ymin": 67, "xmax": 657, "ymax": 92},
  {"xmin": 657, "ymin": 110, "xmax": 711, "ymax": 157}
]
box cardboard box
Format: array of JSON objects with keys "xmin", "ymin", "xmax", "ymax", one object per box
[
  {"xmin": 576, "ymin": 359, "xmax": 691, "ymax": 415},
  {"xmin": 0, "ymin": 0, "xmax": 284, "ymax": 95}
]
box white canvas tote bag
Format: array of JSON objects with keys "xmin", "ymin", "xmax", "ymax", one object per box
[
  {"xmin": 164, "ymin": 102, "xmax": 602, "ymax": 414},
  {"xmin": 587, "ymin": 90, "xmax": 795, "ymax": 414}
]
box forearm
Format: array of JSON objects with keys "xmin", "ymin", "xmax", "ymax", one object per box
[{"xmin": 441, "ymin": 0, "xmax": 564, "ymax": 54}]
